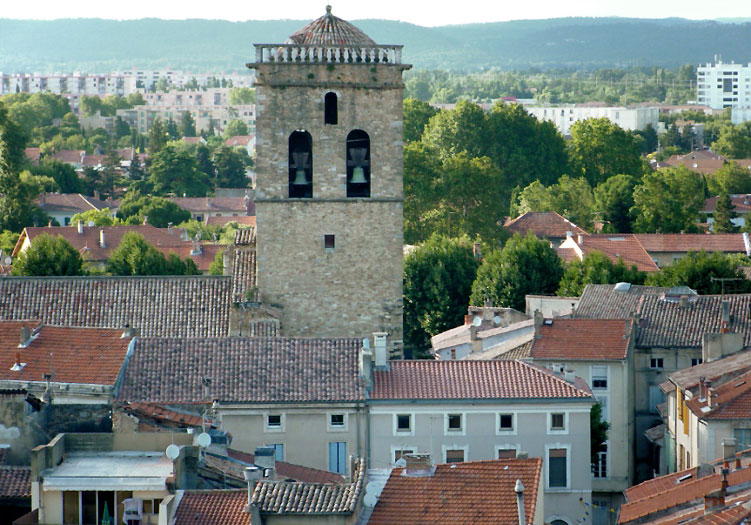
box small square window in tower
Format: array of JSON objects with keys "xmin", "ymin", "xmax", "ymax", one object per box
[
  {"xmin": 289, "ymin": 130, "xmax": 313, "ymax": 198},
  {"xmin": 324, "ymin": 92, "xmax": 338, "ymax": 125},
  {"xmin": 346, "ymin": 130, "xmax": 370, "ymax": 198}
]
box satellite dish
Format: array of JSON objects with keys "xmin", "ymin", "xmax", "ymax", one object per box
[
  {"xmin": 472, "ymin": 316, "xmax": 482, "ymax": 327},
  {"xmin": 197, "ymin": 432, "xmax": 212, "ymax": 448},
  {"xmin": 394, "ymin": 457, "xmax": 407, "ymax": 468},
  {"xmin": 493, "ymin": 315, "xmax": 502, "ymax": 326},
  {"xmin": 165, "ymin": 444, "xmax": 180, "ymax": 460}
]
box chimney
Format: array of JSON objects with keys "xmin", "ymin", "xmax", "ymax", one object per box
[
  {"xmin": 577, "ymin": 233, "xmax": 583, "ymax": 244},
  {"xmin": 564, "ymin": 369, "xmax": 575, "ymax": 383},
  {"xmin": 680, "ymin": 296, "xmax": 689, "ymax": 309},
  {"xmin": 121, "ymin": 325, "xmax": 137, "ymax": 339},
  {"xmin": 533, "ymin": 310, "xmax": 543, "ymax": 338},
  {"xmin": 254, "ymin": 446, "xmax": 276, "ymax": 480},
  {"xmin": 99, "ymin": 229, "xmax": 106, "ymax": 248},
  {"xmin": 707, "ymin": 386, "xmax": 716, "ymax": 408},
  {"xmin": 359, "ymin": 338, "xmax": 373, "ymax": 388},
  {"xmin": 515, "ymin": 479, "xmax": 526, "ymax": 525},
  {"xmin": 699, "ymin": 377, "xmax": 707, "ymax": 399},
  {"xmin": 374, "ymin": 332, "xmax": 388, "ymax": 368},
  {"xmin": 722, "ymin": 439, "xmax": 737, "ymax": 467},
  {"xmin": 516, "ymin": 451, "xmax": 528, "ymax": 459},
  {"xmin": 77, "ymin": 220, "xmax": 84, "ymax": 234},
  {"xmin": 243, "ymin": 465, "xmax": 262, "ymax": 511},
  {"xmin": 721, "ymin": 300, "xmax": 731, "ymax": 332},
  {"xmin": 191, "ymin": 240, "xmax": 202, "ymax": 256},
  {"xmin": 19, "ymin": 326, "xmax": 31, "ymax": 346},
  {"xmin": 566, "ymin": 231, "xmax": 573, "ymax": 239},
  {"xmin": 142, "ymin": 215, "xmax": 149, "ymax": 225},
  {"xmin": 403, "ymin": 453, "xmax": 433, "ymax": 476}
]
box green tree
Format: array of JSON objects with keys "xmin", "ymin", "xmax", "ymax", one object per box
[
  {"xmin": 421, "ymin": 99, "xmax": 488, "ymax": 160},
  {"xmin": 631, "ymin": 124, "xmax": 658, "ymax": 155},
  {"xmin": 222, "ymin": 119, "xmax": 249, "ymax": 138},
  {"xmin": 632, "ymin": 166, "xmax": 706, "ymax": 233},
  {"xmin": 148, "ymin": 118, "xmax": 168, "ymax": 154},
  {"xmin": 165, "ymin": 118, "xmax": 179, "ymax": 140},
  {"xmin": 228, "ymin": 87, "xmax": 256, "ymax": 105},
  {"xmin": 79, "ymin": 95, "xmax": 102, "ymax": 117},
  {"xmin": 645, "ymin": 251, "xmax": 751, "ymax": 294},
  {"xmin": 11, "ymin": 234, "xmax": 85, "ymax": 276},
  {"xmin": 713, "ymin": 122, "xmax": 751, "ymax": 159},
  {"xmin": 195, "ymin": 143, "xmax": 215, "ymax": 180},
  {"xmin": 568, "ymin": 117, "xmax": 644, "ymax": 186},
  {"xmin": 213, "ymin": 146, "xmax": 249, "ymax": 188},
  {"xmin": 470, "ymin": 233, "xmax": 563, "ymax": 311},
  {"xmin": 591, "ymin": 402, "xmax": 610, "ymax": 465},
  {"xmin": 71, "ymin": 208, "xmax": 118, "ymax": 227},
  {"xmin": 510, "ymin": 176, "xmax": 597, "ymax": 231},
  {"xmin": 116, "ymin": 193, "xmax": 191, "ymax": 228},
  {"xmin": 209, "ymin": 249, "xmax": 225, "ymax": 275},
  {"xmin": 0, "ymin": 230, "xmax": 19, "ymax": 253},
  {"xmin": 179, "ymin": 111, "xmax": 197, "ymax": 138},
  {"xmin": 403, "ymin": 141, "xmax": 441, "ymax": 244},
  {"xmin": 126, "ymin": 93, "xmax": 146, "ymax": 106},
  {"xmin": 557, "ymin": 251, "xmax": 645, "ymax": 297},
  {"xmin": 403, "ymin": 234, "xmax": 480, "ymax": 357},
  {"xmin": 107, "ymin": 232, "xmax": 196, "ymax": 276},
  {"xmin": 147, "ymin": 144, "xmax": 211, "ymax": 197},
  {"xmin": 594, "ymin": 174, "xmax": 637, "ymax": 233},
  {"xmin": 707, "ymin": 161, "xmax": 751, "ymax": 195},
  {"xmin": 712, "ymin": 192, "xmax": 739, "ymax": 233},
  {"xmin": 403, "ymin": 98, "xmax": 438, "ymax": 143}
]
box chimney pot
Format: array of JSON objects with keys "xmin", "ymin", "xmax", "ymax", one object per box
[
  {"xmin": 403, "ymin": 453, "xmax": 433, "ymax": 476},
  {"xmin": 515, "ymin": 478, "xmax": 526, "ymax": 525},
  {"xmin": 19, "ymin": 326, "xmax": 30, "ymax": 346},
  {"xmin": 577, "ymin": 233, "xmax": 583, "ymax": 244},
  {"xmin": 374, "ymin": 332, "xmax": 388, "ymax": 368},
  {"xmin": 77, "ymin": 220, "xmax": 84, "ymax": 234},
  {"xmin": 99, "ymin": 228, "xmax": 106, "ymax": 248}
]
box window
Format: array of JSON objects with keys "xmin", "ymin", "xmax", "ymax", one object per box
[
  {"xmin": 447, "ymin": 414, "xmax": 462, "ymax": 431},
  {"xmin": 734, "ymin": 429, "xmax": 751, "ymax": 453},
  {"xmin": 498, "ymin": 448, "xmax": 517, "ymax": 459},
  {"xmin": 396, "ymin": 414, "xmax": 411, "ymax": 432},
  {"xmin": 330, "ymin": 414, "xmax": 344, "ymax": 427},
  {"xmin": 549, "ymin": 448, "xmax": 568, "ymax": 488},
  {"xmin": 267, "ymin": 414, "xmax": 281, "ymax": 428},
  {"xmin": 346, "ymin": 130, "xmax": 370, "ymax": 198},
  {"xmin": 394, "ymin": 448, "xmax": 414, "ymax": 463},
  {"xmin": 329, "ymin": 442, "xmax": 347, "ymax": 474},
  {"xmin": 591, "ymin": 366, "xmax": 608, "ymax": 390},
  {"xmin": 650, "ymin": 357, "xmax": 664, "ymax": 369},
  {"xmin": 324, "ymin": 92, "xmax": 338, "ymax": 125},
  {"xmin": 499, "ymin": 414, "xmax": 514, "ymax": 431},
  {"xmin": 691, "ymin": 358, "xmax": 703, "ymax": 367},
  {"xmin": 289, "ymin": 130, "xmax": 313, "ymax": 198},
  {"xmin": 592, "ymin": 443, "xmax": 607, "ymax": 478},
  {"xmin": 267, "ymin": 443, "xmax": 284, "ymax": 461},
  {"xmin": 450, "ymin": 349, "xmax": 456, "ymax": 360},
  {"xmin": 445, "ymin": 449, "xmax": 465, "ymax": 463},
  {"xmin": 324, "ymin": 234, "xmax": 335, "ymax": 251},
  {"xmin": 551, "ymin": 413, "xmax": 565, "ymax": 431}
]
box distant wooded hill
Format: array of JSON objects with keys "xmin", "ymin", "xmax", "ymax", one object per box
[{"xmin": 1, "ymin": 17, "xmax": 751, "ymax": 73}]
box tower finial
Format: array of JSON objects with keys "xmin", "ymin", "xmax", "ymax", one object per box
[{"xmin": 326, "ymin": 5, "xmax": 332, "ymax": 14}]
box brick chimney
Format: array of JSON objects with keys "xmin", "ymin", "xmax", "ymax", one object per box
[
  {"xmin": 99, "ymin": 229, "xmax": 106, "ymax": 248},
  {"xmin": 402, "ymin": 453, "xmax": 433, "ymax": 477},
  {"xmin": 533, "ymin": 310, "xmax": 543, "ymax": 338},
  {"xmin": 77, "ymin": 220, "xmax": 84, "ymax": 235}
]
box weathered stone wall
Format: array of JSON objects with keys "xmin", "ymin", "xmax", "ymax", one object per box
[{"xmin": 252, "ymin": 61, "xmax": 405, "ymax": 354}]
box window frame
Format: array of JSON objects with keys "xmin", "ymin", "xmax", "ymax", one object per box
[
  {"xmin": 327, "ymin": 412, "xmax": 348, "ymax": 432},
  {"xmin": 590, "ymin": 365, "xmax": 609, "ymax": 391},
  {"xmin": 264, "ymin": 413, "xmax": 284, "ymax": 433},
  {"xmin": 394, "ymin": 413, "xmax": 414, "ymax": 436},
  {"xmin": 445, "ymin": 413, "xmax": 465, "ymax": 435},
  {"xmin": 548, "ymin": 412, "xmax": 568, "ymax": 435},
  {"xmin": 650, "ymin": 357, "xmax": 665, "ymax": 370},
  {"xmin": 442, "ymin": 444, "xmax": 468, "ymax": 464},
  {"xmin": 546, "ymin": 444, "xmax": 571, "ymax": 490},
  {"xmin": 497, "ymin": 413, "xmax": 516, "ymax": 435},
  {"xmin": 495, "ymin": 443, "xmax": 520, "ymax": 459},
  {"xmin": 324, "ymin": 91, "xmax": 338, "ymax": 125}
]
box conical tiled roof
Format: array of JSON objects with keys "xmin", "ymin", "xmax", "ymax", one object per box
[{"xmin": 286, "ymin": 5, "xmax": 376, "ymax": 46}]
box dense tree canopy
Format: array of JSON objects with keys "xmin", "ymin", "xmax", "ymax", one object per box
[
  {"xmin": 706, "ymin": 161, "xmax": 751, "ymax": 196},
  {"xmin": 148, "ymin": 143, "xmax": 212, "ymax": 197},
  {"xmin": 594, "ymin": 174, "xmax": 637, "ymax": 233},
  {"xmin": 568, "ymin": 118, "xmax": 644, "ymax": 186},
  {"xmin": 11, "ymin": 234, "xmax": 85, "ymax": 276},
  {"xmin": 107, "ymin": 232, "xmax": 200, "ymax": 276},
  {"xmin": 713, "ymin": 122, "xmax": 751, "ymax": 159},
  {"xmin": 557, "ymin": 251, "xmax": 645, "ymax": 297},
  {"xmin": 632, "ymin": 166, "xmax": 706, "ymax": 233},
  {"xmin": 403, "ymin": 98, "xmax": 438, "ymax": 144},
  {"xmin": 116, "ymin": 193, "xmax": 191, "ymax": 228},
  {"xmin": 645, "ymin": 251, "xmax": 751, "ymax": 294},
  {"xmin": 510, "ymin": 175, "xmax": 597, "ymax": 231}
]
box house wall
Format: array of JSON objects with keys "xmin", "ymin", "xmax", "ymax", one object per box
[
  {"xmin": 526, "ymin": 295, "xmax": 579, "ymax": 318},
  {"xmin": 253, "ymin": 62, "xmax": 405, "ymax": 355},
  {"xmin": 217, "ymin": 404, "xmax": 367, "ymax": 477},
  {"xmin": 368, "ymin": 400, "xmax": 592, "ymax": 525}
]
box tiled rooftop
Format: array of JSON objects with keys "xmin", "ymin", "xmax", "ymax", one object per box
[
  {"xmin": 0, "ymin": 466, "xmax": 31, "ymax": 499},
  {"xmin": 685, "ymin": 370, "xmax": 751, "ymax": 420},
  {"xmin": 234, "ymin": 228, "xmax": 256, "ymax": 246},
  {"xmin": 205, "ymin": 216, "xmax": 256, "ymax": 228},
  {"xmin": 634, "ymin": 233, "xmax": 750, "ymax": 255},
  {"xmin": 117, "ymin": 337, "xmax": 365, "ymax": 404},
  {"xmin": 227, "ymin": 449, "xmax": 344, "ymax": 484},
  {"xmin": 665, "ymin": 351, "xmax": 751, "ymax": 392},
  {"xmin": 0, "ymin": 322, "xmax": 131, "ymax": 386},
  {"xmin": 704, "ymin": 194, "xmax": 751, "ymax": 214},
  {"xmin": 371, "ymin": 360, "xmax": 592, "ymax": 401},
  {"xmin": 368, "ymin": 458, "xmax": 542, "ymax": 525},
  {"xmin": 168, "ymin": 196, "xmax": 249, "ymax": 214},
  {"xmin": 231, "ymin": 247, "xmax": 257, "ymax": 302},
  {"xmin": 35, "ymin": 193, "xmax": 110, "ymax": 213},
  {"xmin": 529, "ymin": 318, "xmax": 632, "ymax": 360},
  {"xmin": 251, "ymin": 458, "xmax": 365, "ymax": 514},
  {"xmin": 0, "ymin": 275, "xmax": 232, "ymax": 337},
  {"xmin": 636, "ymin": 294, "xmax": 751, "ymax": 348},
  {"xmin": 561, "ymin": 234, "xmax": 660, "ymax": 272},
  {"xmin": 286, "ymin": 6, "xmax": 376, "ymax": 46},
  {"xmin": 120, "ymin": 402, "xmax": 204, "ymax": 428},
  {"xmin": 173, "ymin": 490, "xmax": 248, "ymax": 525},
  {"xmin": 504, "ymin": 211, "xmax": 586, "ymax": 239},
  {"xmin": 575, "ymin": 284, "xmax": 669, "ymax": 319}
]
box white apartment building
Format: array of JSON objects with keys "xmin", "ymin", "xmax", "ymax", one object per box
[
  {"xmin": 696, "ymin": 60, "xmax": 751, "ymax": 110},
  {"xmin": 116, "ymin": 104, "xmax": 255, "ymax": 134},
  {"xmin": 526, "ymin": 105, "xmax": 659, "ymax": 136}
]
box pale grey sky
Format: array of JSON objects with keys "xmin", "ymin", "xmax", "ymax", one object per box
[{"xmin": 3, "ymin": 0, "xmax": 751, "ymax": 26}]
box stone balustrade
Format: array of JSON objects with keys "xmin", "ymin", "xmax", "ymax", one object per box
[{"xmin": 252, "ymin": 44, "xmax": 404, "ymax": 65}]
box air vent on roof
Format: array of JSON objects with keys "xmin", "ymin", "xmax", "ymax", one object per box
[
  {"xmin": 676, "ymin": 473, "xmax": 693, "ymax": 483},
  {"xmin": 614, "ymin": 282, "xmax": 632, "ymax": 292}
]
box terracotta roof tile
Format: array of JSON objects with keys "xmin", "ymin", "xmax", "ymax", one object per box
[
  {"xmin": 121, "ymin": 402, "xmax": 204, "ymax": 427},
  {"xmin": 0, "ymin": 322, "xmax": 131, "ymax": 386},
  {"xmin": 205, "ymin": 216, "xmax": 256, "ymax": 228},
  {"xmin": 117, "ymin": 337, "xmax": 365, "ymax": 404},
  {"xmin": 636, "ymin": 294, "xmax": 751, "ymax": 348},
  {"xmin": 0, "ymin": 275, "xmax": 232, "ymax": 337},
  {"xmin": 24, "ymin": 148, "xmax": 41, "ymax": 165},
  {"xmin": 231, "ymin": 247, "xmax": 257, "ymax": 302},
  {"xmin": 567, "ymin": 234, "xmax": 659, "ymax": 272},
  {"xmin": 704, "ymin": 194, "xmax": 751, "ymax": 214},
  {"xmin": 173, "ymin": 490, "xmax": 248, "ymax": 525},
  {"xmin": 371, "ymin": 360, "xmax": 592, "ymax": 400},
  {"xmin": 0, "ymin": 466, "xmax": 30, "ymax": 499},
  {"xmin": 227, "ymin": 449, "xmax": 344, "ymax": 484},
  {"xmin": 668, "ymin": 352, "xmax": 751, "ymax": 391},
  {"xmin": 504, "ymin": 212, "xmax": 586, "ymax": 239},
  {"xmin": 575, "ymin": 284, "xmax": 670, "ymax": 319},
  {"xmin": 286, "ymin": 7, "xmax": 376, "ymax": 46},
  {"xmin": 224, "ymin": 135, "xmax": 254, "ymax": 147},
  {"xmin": 368, "ymin": 458, "xmax": 542, "ymax": 525},
  {"xmin": 634, "ymin": 234, "xmax": 749, "ymax": 254},
  {"xmin": 234, "ymin": 228, "xmax": 256, "ymax": 246},
  {"xmin": 35, "ymin": 193, "xmax": 110, "ymax": 213},
  {"xmin": 162, "ymin": 244, "xmax": 226, "ymax": 272},
  {"xmin": 624, "ymin": 466, "xmax": 698, "ymax": 503},
  {"xmin": 685, "ymin": 370, "xmax": 751, "ymax": 420},
  {"xmin": 51, "ymin": 150, "xmax": 85, "ymax": 164},
  {"xmin": 529, "ymin": 318, "xmax": 632, "ymax": 360},
  {"xmin": 168, "ymin": 197, "xmax": 249, "ymax": 214}
]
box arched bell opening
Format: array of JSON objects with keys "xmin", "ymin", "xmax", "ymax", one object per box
[
  {"xmin": 289, "ymin": 130, "xmax": 313, "ymax": 198},
  {"xmin": 324, "ymin": 92, "xmax": 338, "ymax": 125},
  {"xmin": 346, "ymin": 129, "xmax": 370, "ymax": 198}
]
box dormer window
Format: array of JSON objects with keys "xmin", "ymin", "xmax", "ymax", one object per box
[
  {"xmin": 324, "ymin": 92, "xmax": 338, "ymax": 125},
  {"xmin": 289, "ymin": 130, "xmax": 313, "ymax": 198},
  {"xmin": 346, "ymin": 130, "xmax": 370, "ymax": 198}
]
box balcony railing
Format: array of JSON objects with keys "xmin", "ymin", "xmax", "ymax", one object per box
[{"xmin": 252, "ymin": 44, "xmax": 404, "ymax": 65}]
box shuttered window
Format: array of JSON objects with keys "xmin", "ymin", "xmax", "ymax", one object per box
[
  {"xmin": 328, "ymin": 442, "xmax": 346, "ymax": 474},
  {"xmin": 549, "ymin": 448, "xmax": 567, "ymax": 487}
]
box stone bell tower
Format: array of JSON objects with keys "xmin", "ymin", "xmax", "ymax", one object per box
[{"xmin": 247, "ymin": 6, "xmax": 410, "ymax": 356}]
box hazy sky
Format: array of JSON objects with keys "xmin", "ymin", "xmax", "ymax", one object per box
[{"xmin": 3, "ymin": 0, "xmax": 751, "ymax": 26}]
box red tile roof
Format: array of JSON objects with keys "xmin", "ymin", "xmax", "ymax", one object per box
[
  {"xmin": 0, "ymin": 466, "xmax": 31, "ymax": 499},
  {"xmin": 368, "ymin": 458, "xmax": 542, "ymax": 525},
  {"xmin": 529, "ymin": 318, "xmax": 632, "ymax": 360},
  {"xmin": 575, "ymin": 284, "xmax": 669, "ymax": 319},
  {"xmin": 35, "ymin": 193, "xmax": 110, "ymax": 213},
  {"xmin": 120, "ymin": 402, "xmax": 204, "ymax": 428},
  {"xmin": 227, "ymin": 449, "xmax": 344, "ymax": 484},
  {"xmin": 634, "ymin": 234, "xmax": 749, "ymax": 254},
  {"xmin": 624, "ymin": 466, "xmax": 698, "ymax": 503},
  {"xmin": 371, "ymin": 360, "xmax": 592, "ymax": 401},
  {"xmin": 704, "ymin": 194, "xmax": 751, "ymax": 214},
  {"xmin": 24, "ymin": 148, "xmax": 41, "ymax": 165},
  {"xmin": 685, "ymin": 370, "xmax": 751, "ymax": 420},
  {"xmin": 168, "ymin": 197, "xmax": 249, "ymax": 214},
  {"xmin": 0, "ymin": 322, "xmax": 131, "ymax": 386},
  {"xmin": 504, "ymin": 211, "xmax": 586, "ymax": 239},
  {"xmin": 161, "ymin": 244, "xmax": 226, "ymax": 272},
  {"xmin": 51, "ymin": 150, "xmax": 85, "ymax": 164},
  {"xmin": 224, "ymin": 135, "xmax": 254, "ymax": 147},
  {"xmin": 286, "ymin": 6, "xmax": 376, "ymax": 46},
  {"xmin": 562, "ymin": 234, "xmax": 659, "ymax": 272},
  {"xmin": 205, "ymin": 216, "xmax": 255, "ymax": 228},
  {"xmin": 173, "ymin": 490, "xmax": 248, "ymax": 525}
]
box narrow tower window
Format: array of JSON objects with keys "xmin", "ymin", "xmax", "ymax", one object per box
[
  {"xmin": 324, "ymin": 92, "xmax": 338, "ymax": 125},
  {"xmin": 346, "ymin": 130, "xmax": 370, "ymax": 198},
  {"xmin": 289, "ymin": 130, "xmax": 313, "ymax": 198}
]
